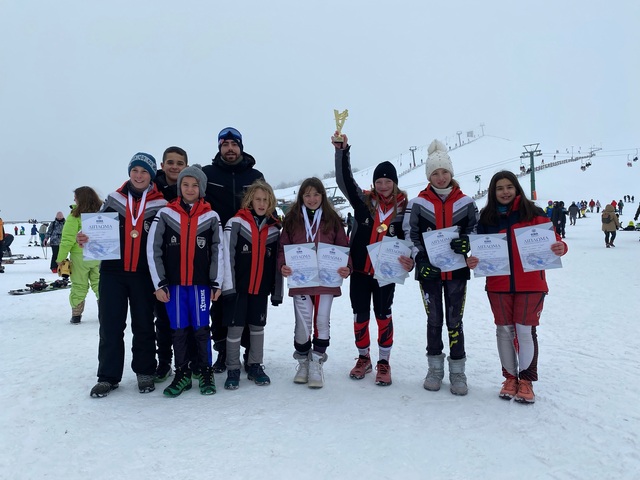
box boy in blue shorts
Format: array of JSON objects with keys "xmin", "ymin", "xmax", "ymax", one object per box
[{"xmin": 148, "ymin": 164, "xmax": 224, "ymax": 396}]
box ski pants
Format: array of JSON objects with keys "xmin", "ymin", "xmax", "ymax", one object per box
[
  {"xmin": 487, "ymin": 292, "xmax": 545, "ymax": 381},
  {"xmin": 164, "ymin": 285, "xmax": 212, "ymax": 369},
  {"xmin": 419, "ymin": 278, "xmax": 467, "ymax": 360},
  {"xmin": 154, "ymin": 297, "xmax": 173, "ymax": 366},
  {"xmin": 210, "ymin": 298, "xmax": 251, "ymax": 354},
  {"xmin": 50, "ymin": 245, "xmax": 60, "ymax": 271},
  {"xmin": 97, "ymin": 270, "xmax": 156, "ymax": 384},
  {"xmin": 349, "ymin": 272, "xmax": 396, "ymax": 357},
  {"xmin": 293, "ymin": 294, "xmax": 333, "ymax": 355},
  {"xmin": 68, "ymin": 250, "xmax": 100, "ymax": 308}
]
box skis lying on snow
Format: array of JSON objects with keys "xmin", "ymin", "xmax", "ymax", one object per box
[
  {"xmin": 5, "ymin": 254, "xmax": 41, "ymax": 260},
  {"xmin": 8, "ymin": 278, "xmax": 71, "ymax": 295}
]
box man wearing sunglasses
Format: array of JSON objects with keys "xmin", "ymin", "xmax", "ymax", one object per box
[{"xmin": 203, "ymin": 127, "xmax": 265, "ymax": 374}]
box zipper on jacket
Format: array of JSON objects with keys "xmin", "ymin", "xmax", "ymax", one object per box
[
  {"xmin": 250, "ymin": 224, "xmax": 262, "ymax": 294},
  {"xmin": 185, "ymin": 215, "xmax": 192, "ymax": 284},
  {"xmin": 506, "ymin": 218, "xmax": 516, "ymax": 292}
]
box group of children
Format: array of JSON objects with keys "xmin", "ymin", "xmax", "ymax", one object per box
[{"xmin": 70, "ymin": 127, "xmax": 567, "ymax": 405}]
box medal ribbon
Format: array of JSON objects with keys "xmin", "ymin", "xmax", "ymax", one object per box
[
  {"xmin": 377, "ymin": 205, "xmax": 393, "ymax": 225},
  {"xmin": 302, "ymin": 207, "xmax": 322, "ymax": 242},
  {"xmin": 128, "ymin": 189, "xmax": 148, "ymax": 232},
  {"xmin": 123, "ymin": 188, "xmax": 148, "ymax": 272}
]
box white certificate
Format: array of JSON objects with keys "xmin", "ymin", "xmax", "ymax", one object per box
[
  {"xmin": 422, "ymin": 226, "xmax": 467, "ymax": 273},
  {"xmin": 317, "ymin": 243, "xmax": 349, "ymax": 287},
  {"xmin": 81, "ymin": 212, "xmax": 121, "ymax": 261},
  {"xmin": 284, "ymin": 243, "xmax": 319, "ymax": 288},
  {"xmin": 366, "ymin": 242, "xmax": 390, "ymax": 286},
  {"xmin": 369, "ymin": 237, "xmax": 411, "ymax": 285},
  {"xmin": 468, "ymin": 233, "xmax": 510, "ymax": 277},
  {"xmin": 514, "ymin": 223, "xmax": 563, "ymax": 272}
]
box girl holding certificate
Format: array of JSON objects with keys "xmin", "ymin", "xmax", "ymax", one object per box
[
  {"xmin": 221, "ymin": 180, "xmax": 283, "ymax": 390},
  {"xmin": 56, "ymin": 187, "xmax": 103, "ymax": 324},
  {"xmin": 334, "ymin": 133, "xmax": 413, "ymax": 387},
  {"xmin": 277, "ymin": 177, "xmax": 350, "ymax": 389},
  {"xmin": 466, "ymin": 171, "xmax": 567, "ymax": 403},
  {"xmin": 404, "ymin": 139, "xmax": 478, "ymax": 396}
]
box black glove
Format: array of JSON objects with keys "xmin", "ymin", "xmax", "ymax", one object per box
[
  {"xmin": 271, "ymin": 296, "xmax": 282, "ymax": 307},
  {"xmin": 450, "ymin": 235, "xmax": 470, "ymax": 255},
  {"xmin": 415, "ymin": 253, "xmax": 441, "ymax": 280}
]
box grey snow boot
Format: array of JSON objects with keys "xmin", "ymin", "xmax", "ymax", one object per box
[
  {"xmin": 423, "ymin": 353, "xmax": 446, "ymax": 391},
  {"xmin": 447, "ymin": 356, "xmax": 468, "ymax": 396}
]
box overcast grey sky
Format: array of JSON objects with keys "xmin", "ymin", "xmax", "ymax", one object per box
[{"xmin": 1, "ymin": 1, "xmax": 638, "ymax": 220}]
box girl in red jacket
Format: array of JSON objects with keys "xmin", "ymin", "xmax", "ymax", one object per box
[
  {"xmin": 467, "ymin": 170, "xmax": 567, "ymax": 404},
  {"xmin": 277, "ymin": 177, "xmax": 351, "ymax": 389}
]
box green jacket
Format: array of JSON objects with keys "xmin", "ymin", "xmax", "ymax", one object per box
[{"xmin": 56, "ymin": 214, "xmax": 83, "ymax": 262}]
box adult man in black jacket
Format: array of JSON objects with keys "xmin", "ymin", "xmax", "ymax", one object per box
[{"xmin": 203, "ymin": 127, "xmax": 264, "ymax": 372}]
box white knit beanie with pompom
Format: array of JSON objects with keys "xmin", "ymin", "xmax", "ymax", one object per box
[{"xmin": 425, "ymin": 139, "xmax": 454, "ymax": 180}]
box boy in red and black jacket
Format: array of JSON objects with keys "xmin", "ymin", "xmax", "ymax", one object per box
[
  {"xmin": 147, "ymin": 164, "xmax": 224, "ymax": 397},
  {"xmin": 89, "ymin": 152, "xmax": 167, "ymax": 398}
]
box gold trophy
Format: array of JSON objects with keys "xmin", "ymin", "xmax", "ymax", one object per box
[{"xmin": 332, "ymin": 109, "xmax": 349, "ymax": 143}]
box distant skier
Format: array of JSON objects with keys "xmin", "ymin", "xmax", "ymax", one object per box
[
  {"xmin": 28, "ymin": 223, "xmax": 39, "ymax": 246},
  {"xmin": 567, "ymin": 202, "xmax": 579, "ymax": 225}
]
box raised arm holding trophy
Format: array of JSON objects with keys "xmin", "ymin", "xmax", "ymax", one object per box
[
  {"xmin": 331, "ymin": 110, "xmax": 413, "ymax": 387},
  {"xmin": 332, "ymin": 109, "xmax": 349, "ymax": 144}
]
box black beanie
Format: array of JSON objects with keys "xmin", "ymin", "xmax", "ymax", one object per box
[{"xmin": 372, "ymin": 161, "xmax": 398, "ymax": 185}]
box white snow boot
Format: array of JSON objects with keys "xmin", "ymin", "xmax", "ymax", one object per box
[
  {"xmin": 293, "ymin": 351, "xmax": 309, "ymax": 384},
  {"xmin": 307, "ymin": 352, "xmax": 327, "ymax": 389}
]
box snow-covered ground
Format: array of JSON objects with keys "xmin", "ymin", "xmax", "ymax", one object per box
[{"xmin": 1, "ymin": 139, "xmax": 639, "ymax": 479}]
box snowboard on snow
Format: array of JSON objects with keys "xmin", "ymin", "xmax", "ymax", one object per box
[{"xmin": 8, "ymin": 278, "xmax": 71, "ymax": 295}]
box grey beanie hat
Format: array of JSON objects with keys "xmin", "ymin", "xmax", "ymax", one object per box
[{"xmin": 177, "ymin": 164, "xmax": 207, "ymax": 198}]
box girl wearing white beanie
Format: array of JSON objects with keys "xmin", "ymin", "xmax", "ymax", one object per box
[{"xmin": 403, "ymin": 139, "xmax": 478, "ymax": 396}]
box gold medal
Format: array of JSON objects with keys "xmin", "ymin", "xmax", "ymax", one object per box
[
  {"xmin": 130, "ymin": 229, "xmax": 139, "ymax": 238},
  {"xmin": 376, "ymin": 223, "xmax": 388, "ymax": 233}
]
